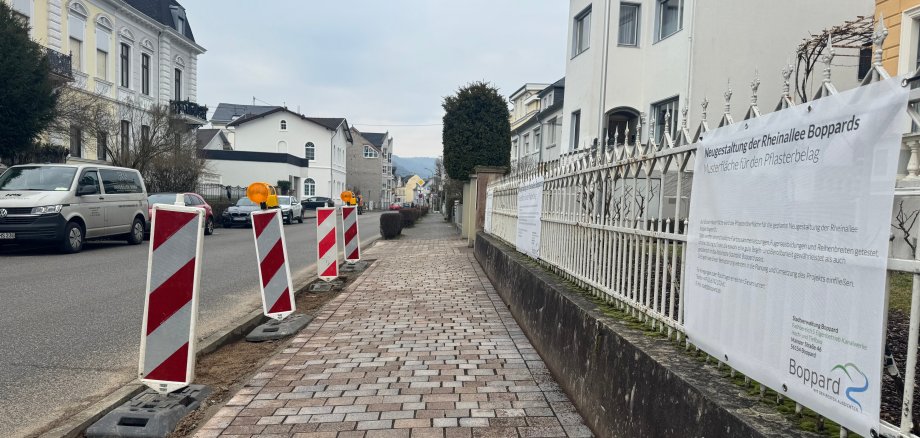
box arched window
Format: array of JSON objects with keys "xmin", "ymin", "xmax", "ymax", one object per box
[
  {"xmin": 278, "ymin": 141, "xmax": 287, "ymax": 153},
  {"xmin": 305, "ymin": 142, "xmax": 315, "ymax": 160},
  {"xmin": 304, "ymin": 178, "xmax": 315, "ymax": 197},
  {"xmin": 280, "ymin": 120, "xmax": 287, "ymax": 131}
]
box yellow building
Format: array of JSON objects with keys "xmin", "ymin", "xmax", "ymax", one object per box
[
  {"xmin": 4, "ymin": 0, "xmax": 206, "ymax": 162},
  {"xmin": 878, "ymin": 0, "xmax": 920, "ymax": 75}
]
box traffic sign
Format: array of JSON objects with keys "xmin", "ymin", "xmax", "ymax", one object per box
[
  {"xmin": 316, "ymin": 207, "xmax": 339, "ymax": 281},
  {"xmin": 251, "ymin": 209, "xmax": 296, "ymax": 320},
  {"xmin": 342, "ymin": 206, "xmax": 360, "ymax": 262},
  {"xmin": 139, "ymin": 204, "xmax": 204, "ymax": 394}
]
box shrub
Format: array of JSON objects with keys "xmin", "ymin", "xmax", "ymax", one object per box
[
  {"xmin": 399, "ymin": 208, "xmax": 418, "ymax": 227},
  {"xmin": 380, "ymin": 212, "xmax": 402, "ymax": 239}
]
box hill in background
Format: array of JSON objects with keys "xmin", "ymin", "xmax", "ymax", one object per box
[{"xmin": 392, "ymin": 156, "xmax": 437, "ymax": 179}]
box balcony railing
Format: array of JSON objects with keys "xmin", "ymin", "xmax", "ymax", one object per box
[
  {"xmin": 46, "ymin": 48, "xmax": 73, "ymax": 81},
  {"xmin": 170, "ymin": 99, "xmax": 208, "ymax": 122}
]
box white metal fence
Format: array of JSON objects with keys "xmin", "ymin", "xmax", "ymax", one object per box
[{"xmin": 486, "ymin": 24, "xmax": 920, "ymax": 438}]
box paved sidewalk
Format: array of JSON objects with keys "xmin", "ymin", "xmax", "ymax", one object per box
[{"xmin": 196, "ymin": 218, "xmax": 593, "ymax": 438}]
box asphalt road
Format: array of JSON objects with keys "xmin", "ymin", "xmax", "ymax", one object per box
[{"xmin": 0, "ymin": 211, "xmax": 382, "ymax": 438}]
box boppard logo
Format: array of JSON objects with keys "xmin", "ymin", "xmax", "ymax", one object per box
[{"xmin": 831, "ymin": 363, "xmax": 869, "ymax": 412}]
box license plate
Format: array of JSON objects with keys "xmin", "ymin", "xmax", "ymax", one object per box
[
  {"xmin": 233, "ymin": 217, "xmax": 246, "ymax": 222},
  {"xmin": 0, "ymin": 233, "xmax": 14, "ymax": 239}
]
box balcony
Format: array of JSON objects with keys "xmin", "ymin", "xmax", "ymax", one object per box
[
  {"xmin": 170, "ymin": 99, "xmax": 209, "ymax": 124},
  {"xmin": 46, "ymin": 48, "xmax": 73, "ymax": 82}
]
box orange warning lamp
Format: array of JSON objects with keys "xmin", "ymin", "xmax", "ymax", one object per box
[
  {"xmin": 247, "ymin": 182, "xmax": 279, "ymax": 208},
  {"xmin": 340, "ymin": 191, "xmax": 355, "ymax": 205}
]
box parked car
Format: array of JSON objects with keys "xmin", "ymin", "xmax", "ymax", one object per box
[
  {"xmin": 0, "ymin": 164, "xmax": 148, "ymax": 253},
  {"xmin": 277, "ymin": 196, "xmax": 304, "ymax": 224},
  {"xmin": 221, "ymin": 197, "xmax": 261, "ymax": 228},
  {"xmin": 301, "ymin": 196, "xmax": 335, "ymax": 209},
  {"xmin": 147, "ymin": 193, "xmax": 214, "ymax": 236},
  {"xmin": 389, "ymin": 203, "xmax": 402, "ymax": 211}
]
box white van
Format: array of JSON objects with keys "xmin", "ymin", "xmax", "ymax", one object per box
[{"xmin": 0, "ymin": 164, "xmax": 149, "ymax": 253}]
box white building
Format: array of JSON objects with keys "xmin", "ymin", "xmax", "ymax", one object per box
[
  {"xmin": 6, "ymin": 0, "xmax": 207, "ymax": 162},
  {"xmin": 560, "ymin": 0, "xmax": 872, "ymax": 152},
  {"xmin": 510, "ymin": 79, "xmax": 565, "ymax": 166},
  {"xmin": 207, "ymin": 104, "xmax": 351, "ymax": 200}
]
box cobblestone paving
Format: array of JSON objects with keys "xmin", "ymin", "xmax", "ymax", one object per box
[{"xmin": 196, "ymin": 218, "xmax": 593, "ymax": 438}]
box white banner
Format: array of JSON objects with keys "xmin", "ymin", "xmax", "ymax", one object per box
[
  {"xmin": 685, "ymin": 77, "xmax": 908, "ymax": 436},
  {"xmin": 485, "ymin": 188, "xmax": 494, "ymax": 234},
  {"xmin": 516, "ymin": 177, "xmax": 543, "ymax": 258}
]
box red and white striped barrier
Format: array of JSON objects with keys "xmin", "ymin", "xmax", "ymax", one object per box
[
  {"xmin": 139, "ymin": 204, "xmax": 204, "ymax": 394},
  {"xmin": 316, "ymin": 207, "xmax": 339, "ymax": 281},
  {"xmin": 251, "ymin": 209, "xmax": 296, "ymax": 320},
  {"xmin": 342, "ymin": 206, "xmax": 360, "ymax": 263}
]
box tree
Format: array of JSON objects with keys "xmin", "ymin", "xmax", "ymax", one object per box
[
  {"xmin": 442, "ymin": 82, "xmax": 510, "ymax": 181},
  {"xmin": 0, "ymin": 2, "xmax": 58, "ymax": 162}
]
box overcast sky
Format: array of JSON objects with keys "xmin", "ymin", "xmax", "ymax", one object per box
[{"xmin": 188, "ymin": 0, "xmax": 567, "ymax": 158}]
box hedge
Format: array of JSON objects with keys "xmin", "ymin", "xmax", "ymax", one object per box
[{"xmin": 380, "ymin": 212, "xmax": 402, "ymax": 239}]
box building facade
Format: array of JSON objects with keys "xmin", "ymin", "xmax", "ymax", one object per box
[
  {"xmin": 209, "ymin": 105, "xmax": 351, "ymax": 200},
  {"xmin": 347, "ymin": 128, "xmax": 384, "ymax": 209},
  {"xmin": 361, "ymin": 131, "xmax": 396, "ymax": 206},
  {"xmin": 7, "ymin": 0, "xmax": 207, "ymax": 162},
  {"xmin": 560, "ymin": 0, "xmax": 872, "ymax": 153},
  {"xmin": 510, "ymin": 79, "xmax": 565, "ymax": 167}
]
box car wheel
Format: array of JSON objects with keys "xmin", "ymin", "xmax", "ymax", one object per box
[
  {"xmin": 204, "ymin": 217, "xmax": 214, "ymax": 236},
  {"xmin": 297, "ymin": 213, "xmax": 304, "ymax": 224},
  {"xmin": 126, "ymin": 217, "xmax": 145, "ymax": 245},
  {"xmin": 59, "ymin": 221, "xmax": 84, "ymax": 254}
]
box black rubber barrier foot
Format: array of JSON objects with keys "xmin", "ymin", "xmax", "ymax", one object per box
[
  {"xmin": 340, "ymin": 261, "xmax": 370, "ymax": 273},
  {"xmin": 246, "ymin": 313, "xmax": 313, "ymax": 342},
  {"xmin": 85, "ymin": 385, "xmax": 212, "ymax": 438}
]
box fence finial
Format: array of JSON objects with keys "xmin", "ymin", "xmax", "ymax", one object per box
[
  {"xmin": 822, "ymin": 31, "xmax": 836, "ymax": 84},
  {"xmin": 781, "ymin": 63, "xmax": 793, "ymax": 98},
  {"xmin": 613, "ymin": 126, "xmax": 620, "ymax": 146},
  {"xmin": 681, "ymin": 103, "xmax": 689, "ymax": 130},
  {"xmin": 723, "ymin": 80, "xmax": 733, "ymax": 115},
  {"xmin": 701, "ymin": 98, "xmax": 709, "ymax": 123},
  {"xmin": 750, "ymin": 72, "xmax": 760, "ymax": 106},
  {"xmin": 635, "ymin": 112, "xmax": 644, "ymax": 146},
  {"xmin": 873, "ymin": 15, "xmax": 888, "ymax": 66},
  {"xmin": 664, "ymin": 109, "xmax": 672, "ymax": 136}
]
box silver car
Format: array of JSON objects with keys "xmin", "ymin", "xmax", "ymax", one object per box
[
  {"xmin": 277, "ymin": 196, "xmax": 303, "ymax": 224},
  {"xmin": 0, "ymin": 164, "xmax": 149, "ymax": 253}
]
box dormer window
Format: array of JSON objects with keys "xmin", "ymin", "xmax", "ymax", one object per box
[
  {"xmin": 280, "ymin": 120, "xmax": 288, "ymax": 131},
  {"xmin": 170, "ymin": 4, "xmax": 187, "ymax": 35}
]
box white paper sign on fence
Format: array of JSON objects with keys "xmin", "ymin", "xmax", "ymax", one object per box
[
  {"xmin": 516, "ymin": 177, "xmax": 543, "ymax": 258},
  {"xmin": 685, "ymin": 77, "xmax": 908, "ymax": 436},
  {"xmin": 484, "ymin": 188, "xmax": 494, "ymax": 234}
]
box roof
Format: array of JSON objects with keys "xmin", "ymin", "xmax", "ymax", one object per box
[
  {"xmin": 361, "ymin": 132, "xmax": 388, "ymax": 148},
  {"xmin": 538, "ymin": 78, "xmax": 565, "ymax": 98},
  {"xmin": 124, "ymin": 0, "xmax": 196, "ymax": 42},
  {"xmin": 211, "ymin": 103, "xmax": 279, "ymax": 124},
  {"xmin": 350, "ymin": 129, "xmax": 382, "ymax": 152},
  {"xmin": 224, "ymin": 107, "xmax": 353, "ymax": 141},
  {"xmin": 510, "ymin": 83, "xmax": 550, "ymax": 101},
  {"xmin": 196, "ymin": 129, "xmax": 231, "ymax": 150}
]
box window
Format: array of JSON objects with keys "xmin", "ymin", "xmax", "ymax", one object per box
[
  {"xmin": 305, "ymin": 142, "xmax": 315, "ymax": 160},
  {"xmin": 523, "ymin": 134, "xmax": 530, "ymax": 154},
  {"xmin": 364, "ymin": 145, "xmax": 378, "ymax": 158},
  {"xmin": 304, "ymin": 179, "xmax": 316, "ymax": 196},
  {"xmin": 512, "ymin": 139, "xmax": 518, "ymax": 158},
  {"xmin": 97, "ymin": 131, "xmax": 107, "ymax": 160},
  {"xmin": 651, "ymin": 97, "xmax": 679, "ymax": 142},
  {"xmin": 619, "ymin": 3, "xmax": 640, "ymax": 46},
  {"xmin": 69, "ymin": 37, "xmax": 83, "ymax": 71},
  {"xmin": 96, "ymin": 49, "xmax": 108, "ymax": 80},
  {"xmin": 120, "ymin": 120, "xmax": 130, "ymax": 155},
  {"xmin": 99, "ymin": 169, "xmax": 143, "ymax": 194},
  {"xmin": 280, "ymin": 120, "xmax": 287, "ymax": 131},
  {"xmin": 141, "ymin": 125, "xmax": 150, "ymax": 147},
  {"xmin": 174, "ymin": 68, "xmax": 182, "ymax": 101},
  {"xmin": 656, "ymin": 0, "xmax": 683, "ymax": 42},
  {"xmin": 546, "ymin": 117, "xmax": 557, "ymax": 147},
  {"xmin": 570, "ymin": 111, "xmax": 581, "ymax": 150},
  {"xmin": 534, "ymin": 128, "xmax": 542, "ymax": 152},
  {"xmin": 120, "ymin": 43, "xmax": 130, "ymax": 88},
  {"xmin": 141, "ymin": 53, "xmax": 150, "ymax": 95},
  {"xmin": 70, "ymin": 126, "xmax": 82, "ymax": 158},
  {"xmin": 78, "ymin": 170, "xmax": 100, "ymax": 194},
  {"xmin": 572, "ymin": 6, "xmax": 591, "ymax": 57}
]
